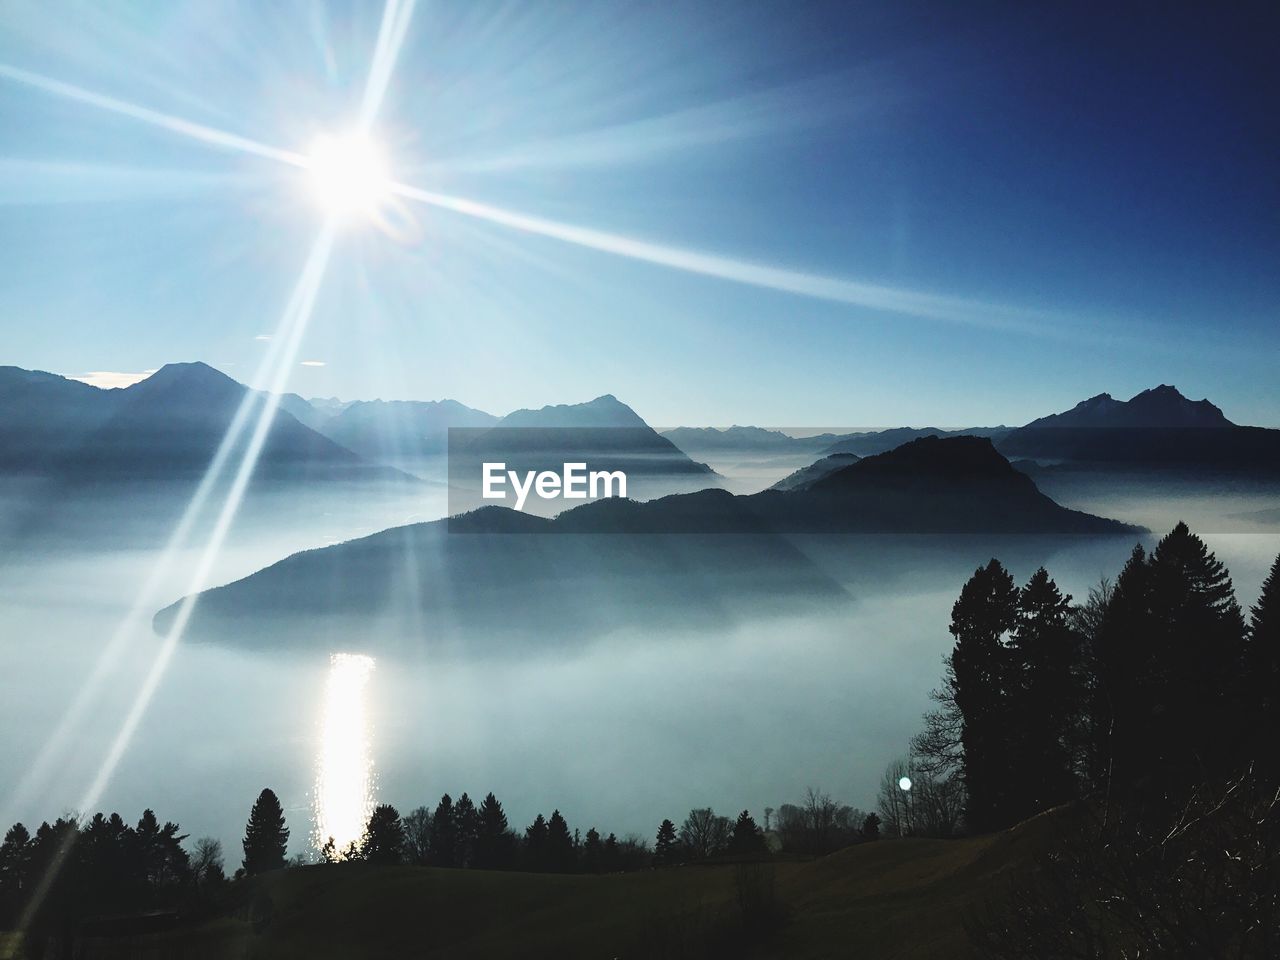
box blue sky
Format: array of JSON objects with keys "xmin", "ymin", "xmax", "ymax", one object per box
[{"xmin": 0, "ymin": 0, "xmax": 1276, "ymax": 427}]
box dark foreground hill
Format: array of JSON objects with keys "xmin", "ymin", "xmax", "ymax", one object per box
[{"xmin": 50, "ymin": 814, "xmax": 1067, "ymax": 960}]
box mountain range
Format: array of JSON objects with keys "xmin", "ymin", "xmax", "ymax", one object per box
[{"xmin": 155, "ymin": 434, "xmax": 1137, "ymax": 648}]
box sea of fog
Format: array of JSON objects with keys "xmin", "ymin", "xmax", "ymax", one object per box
[{"xmin": 0, "ymin": 465, "xmax": 1276, "ymax": 863}]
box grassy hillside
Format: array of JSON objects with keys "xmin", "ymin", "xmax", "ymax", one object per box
[{"xmin": 9, "ymin": 813, "xmax": 1069, "ymax": 959}]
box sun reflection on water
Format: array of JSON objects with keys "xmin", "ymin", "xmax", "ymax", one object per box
[{"xmin": 314, "ymin": 652, "xmax": 376, "ymax": 857}]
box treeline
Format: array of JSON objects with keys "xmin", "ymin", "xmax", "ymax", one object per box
[
  {"xmin": 884, "ymin": 522, "xmax": 1280, "ymax": 957},
  {"xmin": 908, "ymin": 522, "xmax": 1279, "ymax": 832}
]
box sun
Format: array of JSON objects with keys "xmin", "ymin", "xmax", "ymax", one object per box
[{"xmin": 304, "ymin": 131, "xmax": 391, "ymax": 219}]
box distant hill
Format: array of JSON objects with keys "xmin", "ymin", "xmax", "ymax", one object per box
[
  {"xmin": 748, "ymin": 436, "xmax": 1135, "ymax": 534},
  {"xmin": 154, "ymin": 489, "xmax": 842, "ymax": 649},
  {"xmin": 156, "ymin": 436, "xmax": 1132, "ymax": 648},
  {"xmin": 820, "ymin": 425, "xmax": 1010, "ymax": 458},
  {"xmin": 997, "ymin": 385, "xmax": 1280, "ymax": 471},
  {"xmin": 0, "ymin": 362, "xmax": 404, "ymax": 482},
  {"xmin": 317, "ymin": 398, "xmax": 499, "ymax": 460},
  {"xmin": 455, "ymin": 395, "xmax": 716, "ymax": 477},
  {"xmin": 770, "ymin": 453, "xmax": 861, "ymax": 491},
  {"xmin": 661, "ymin": 425, "xmax": 835, "ymax": 455}
]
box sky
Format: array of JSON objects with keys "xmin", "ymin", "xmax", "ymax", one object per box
[{"xmin": 0, "ymin": 0, "xmax": 1276, "ymax": 428}]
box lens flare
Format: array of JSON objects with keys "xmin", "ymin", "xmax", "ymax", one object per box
[
  {"xmin": 305, "ymin": 132, "xmax": 391, "ymax": 219},
  {"xmin": 314, "ymin": 653, "xmax": 377, "ymax": 857}
]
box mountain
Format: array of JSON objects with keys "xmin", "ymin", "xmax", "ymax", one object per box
[
  {"xmin": 156, "ymin": 435, "xmax": 1133, "ymax": 649},
  {"xmin": 820, "ymin": 426, "xmax": 1010, "ymax": 458},
  {"xmin": 454, "ymin": 395, "xmax": 716, "ymax": 477},
  {"xmin": 661, "ymin": 425, "xmax": 835, "ymax": 455},
  {"xmin": 998, "ymin": 385, "xmax": 1280, "ymax": 470},
  {"xmin": 770, "ymin": 453, "xmax": 861, "ymax": 491},
  {"xmin": 154, "ymin": 488, "xmax": 843, "ymax": 650},
  {"xmin": 316, "ymin": 398, "xmax": 499, "ymax": 460},
  {"xmin": 748, "ymin": 436, "xmax": 1136, "ymax": 533},
  {"xmin": 0, "ymin": 362, "xmax": 404, "ymax": 482},
  {"xmin": 1021, "ymin": 385, "xmax": 1234, "ymax": 430}
]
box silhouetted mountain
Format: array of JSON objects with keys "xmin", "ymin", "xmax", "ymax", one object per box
[
  {"xmin": 749, "ymin": 436, "xmax": 1136, "ymax": 533},
  {"xmin": 770, "ymin": 453, "xmax": 861, "ymax": 491},
  {"xmin": 661, "ymin": 425, "xmax": 836, "ymax": 455},
  {"xmin": 0, "ymin": 362, "xmax": 405, "ymax": 482},
  {"xmin": 155, "ymin": 490, "xmax": 843, "ymax": 650},
  {"xmin": 275, "ymin": 392, "xmax": 332, "ymax": 432},
  {"xmin": 820, "ymin": 426, "xmax": 1010, "ymax": 458},
  {"xmin": 316, "ymin": 398, "xmax": 499, "ymax": 460},
  {"xmin": 1022, "ymin": 385, "xmax": 1233, "ymax": 430},
  {"xmin": 998, "ymin": 386, "xmax": 1280, "ymax": 471},
  {"xmin": 454, "ymin": 396, "xmax": 716, "ymax": 477},
  {"xmin": 156, "ymin": 436, "xmax": 1134, "ymax": 649}
]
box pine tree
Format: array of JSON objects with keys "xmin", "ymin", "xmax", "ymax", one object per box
[
  {"xmin": 523, "ymin": 814, "xmax": 548, "ymax": 871},
  {"xmin": 728, "ymin": 810, "xmax": 766, "ymax": 855},
  {"xmin": 1245, "ymin": 552, "xmax": 1280, "ymax": 778},
  {"xmin": 582, "ymin": 827, "xmax": 603, "ymax": 873},
  {"xmin": 1147, "ymin": 523, "xmax": 1247, "ymax": 794},
  {"xmin": 453, "ymin": 793, "xmax": 478, "ymax": 868},
  {"xmin": 950, "ymin": 559, "xmax": 1018, "ymax": 832},
  {"xmin": 361, "ymin": 804, "xmax": 404, "ymax": 865},
  {"xmin": 654, "ymin": 819, "xmax": 679, "ymax": 865},
  {"xmin": 860, "ymin": 812, "xmax": 881, "ymax": 840},
  {"xmin": 474, "ymin": 793, "xmax": 513, "ymax": 869},
  {"xmin": 546, "ymin": 810, "xmax": 575, "ymax": 873},
  {"xmin": 241, "ymin": 788, "xmax": 289, "ymax": 875},
  {"xmin": 428, "ymin": 795, "xmax": 457, "ymax": 867},
  {"xmin": 1007, "ymin": 568, "xmax": 1081, "ymax": 821}
]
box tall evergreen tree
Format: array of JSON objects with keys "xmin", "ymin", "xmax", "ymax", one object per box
[
  {"xmin": 428, "ymin": 794, "xmax": 457, "ymax": 867},
  {"xmin": 581, "ymin": 827, "xmax": 603, "ymax": 873},
  {"xmin": 523, "ymin": 814, "xmax": 548, "ymax": 871},
  {"xmin": 453, "ymin": 793, "xmax": 478, "ymax": 868},
  {"xmin": 949, "ymin": 559, "xmax": 1018, "ymax": 832},
  {"xmin": 1245, "ymin": 552, "xmax": 1280, "ymax": 778},
  {"xmin": 1007, "ymin": 569, "xmax": 1081, "ymax": 821},
  {"xmin": 241, "ymin": 788, "xmax": 289, "ymax": 875},
  {"xmin": 654, "ymin": 819, "xmax": 679, "ymax": 865},
  {"xmin": 546, "ymin": 810, "xmax": 575, "ymax": 873},
  {"xmin": 362, "ymin": 804, "xmax": 404, "ymax": 865},
  {"xmin": 473, "ymin": 792, "xmax": 514, "ymax": 869},
  {"xmin": 728, "ymin": 810, "xmax": 766, "ymax": 855},
  {"xmin": 1147, "ymin": 524, "xmax": 1246, "ymax": 794}
]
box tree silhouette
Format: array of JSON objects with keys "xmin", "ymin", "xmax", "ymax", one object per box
[
  {"xmin": 861, "ymin": 812, "xmax": 881, "ymax": 840},
  {"xmin": 654, "ymin": 819, "xmax": 679, "ymax": 865},
  {"xmin": 523, "ymin": 814, "xmax": 548, "ymax": 871},
  {"xmin": 546, "ymin": 810, "xmax": 575, "ymax": 873},
  {"xmin": 1245, "ymin": 551, "xmax": 1280, "ymax": 778},
  {"xmin": 428, "ymin": 794, "xmax": 457, "ymax": 867},
  {"xmin": 362, "ymin": 804, "xmax": 404, "ymax": 865},
  {"xmin": 1006, "ymin": 568, "xmax": 1080, "ymax": 822},
  {"xmin": 728, "ymin": 810, "xmax": 766, "ymax": 855},
  {"xmin": 454, "ymin": 793, "xmax": 478, "ymax": 868},
  {"xmin": 949, "ymin": 559, "xmax": 1018, "ymax": 832},
  {"xmin": 582, "ymin": 827, "xmax": 603, "ymax": 873},
  {"xmin": 679, "ymin": 808, "xmax": 729, "ymax": 860},
  {"xmin": 402, "ymin": 806, "xmax": 431, "ymax": 866},
  {"xmin": 241, "ymin": 788, "xmax": 288, "ymax": 875}
]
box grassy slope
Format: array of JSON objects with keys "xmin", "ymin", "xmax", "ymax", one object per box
[{"xmin": 13, "ymin": 813, "xmax": 1067, "ymax": 959}]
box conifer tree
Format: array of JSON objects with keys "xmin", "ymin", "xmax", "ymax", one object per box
[
  {"xmin": 949, "ymin": 559, "xmax": 1018, "ymax": 831},
  {"xmin": 1246, "ymin": 552, "xmax": 1280, "ymax": 777},
  {"xmin": 454, "ymin": 793, "xmax": 478, "ymax": 868},
  {"xmin": 654, "ymin": 819, "xmax": 679, "ymax": 865},
  {"xmin": 1007, "ymin": 568, "xmax": 1080, "ymax": 821},
  {"xmin": 241, "ymin": 788, "xmax": 289, "ymax": 875},
  {"xmin": 728, "ymin": 810, "xmax": 766, "ymax": 855},
  {"xmin": 428, "ymin": 794, "xmax": 457, "ymax": 867},
  {"xmin": 361, "ymin": 804, "xmax": 404, "ymax": 865},
  {"xmin": 546, "ymin": 810, "xmax": 575, "ymax": 873},
  {"xmin": 523, "ymin": 814, "xmax": 548, "ymax": 871}
]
